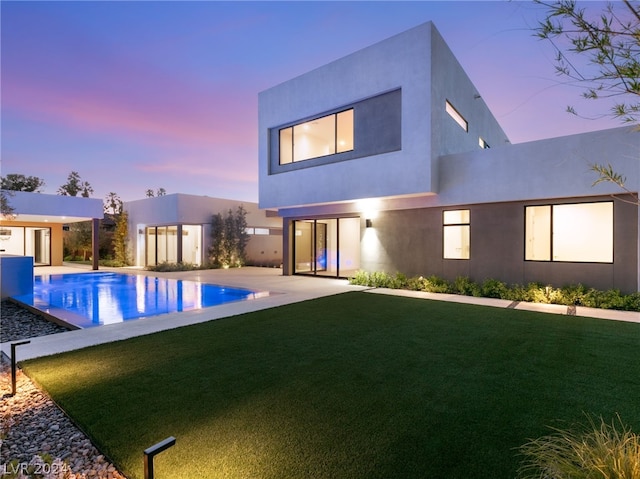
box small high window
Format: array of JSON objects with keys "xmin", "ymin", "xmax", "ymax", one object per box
[
  {"xmin": 279, "ymin": 109, "xmax": 354, "ymax": 164},
  {"xmin": 445, "ymin": 100, "xmax": 468, "ymax": 132}
]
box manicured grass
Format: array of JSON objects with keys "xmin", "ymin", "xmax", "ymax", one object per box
[{"xmin": 23, "ymin": 292, "xmax": 640, "ymax": 479}]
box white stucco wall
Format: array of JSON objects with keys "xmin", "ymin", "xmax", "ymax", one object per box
[
  {"xmin": 259, "ymin": 22, "xmax": 509, "ymax": 210},
  {"xmin": 275, "ymin": 126, "xmax": 638, "ymax": 219},
  {"xmin": 4, "ymin": 191, "xmax": 103, "ymax": 221},
  {"xmin": 124, "ymin": 193, "xmax": 282, "ymax": 267},
  {"xmin": 125, "ymin": 193, "xmax": 276, "ymax": 228},
  {"xmin": 437, "ymin": 126, "xmax": 639, "ymax": 206}
]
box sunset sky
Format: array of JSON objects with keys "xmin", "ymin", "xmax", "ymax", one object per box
[{"xmin": 1, "ymin": 1, "xmax": 618, "ymax": 204}]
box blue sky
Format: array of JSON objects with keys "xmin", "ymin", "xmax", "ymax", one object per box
[{"xmin": 1, "ymin": 1, "xmax": 618, "ymax": 203}]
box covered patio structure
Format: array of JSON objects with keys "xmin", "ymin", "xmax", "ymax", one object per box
[{"xmin": 0, "ymin": 191, "xmax": 104, "ymax": 268}]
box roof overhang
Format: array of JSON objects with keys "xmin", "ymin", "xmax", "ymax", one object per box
[{"xmin": 1, "ymin": 191, "xmax": 103, "ymax": 224}]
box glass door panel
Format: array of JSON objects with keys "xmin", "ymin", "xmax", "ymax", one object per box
[
  {"xmin": 294, "ymin": 218, "xmax": 359, "ymax": 278},
  {"xmin": 146, "ymin": 227, "xmax": 157, "ymax": 266},
  {"xmin": 156, "ymin": 227, "xmax": 167, "ymax": 263},
  {"xmin": 167, "ymin": 226, "xmax": 178, "ymax": 263},
  {"xmin": 294, "ymin": 221, "xmax": 313, "ymax": 273},
  {"xmin": 27, "ymin": 228, "xmax": 51, "ymax": 265},
  {"xmin": 338, "ymin": 217, "xmax": 360, "ymax": 277},
  {"xmin": 182, "ymin": 225, "xmax": 202, "ymax": 265},
  {"xmin": 315, "ymin": 219, "xmax": 338, "ymax": 277}
]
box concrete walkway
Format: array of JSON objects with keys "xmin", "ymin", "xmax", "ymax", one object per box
[
  {"xmin": 365, "ymin": 288, "xmax": 640, "ymax": 324},
  {"xmin": 2, "ymin": 266, "xmax": 639, "ymax": 361}
]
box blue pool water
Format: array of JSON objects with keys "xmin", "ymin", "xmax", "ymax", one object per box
[{"xmin": 12, "ymin": 272, "xmax": 269, "ymax": 329}]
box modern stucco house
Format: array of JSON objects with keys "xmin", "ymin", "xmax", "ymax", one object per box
[
  {"xmin": 258, "ymin": 21, "xmax": 639, "ymax": 293},
  {"xmin": 125, "ymin": 193, "xmax": 282, "ymax": 268},
  {"xmin": 0, "ymin": 190, "xmax": 103, "ymax": 267}
]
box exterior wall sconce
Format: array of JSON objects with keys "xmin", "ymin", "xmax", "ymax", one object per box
[{"xmin": 365, "ymin": 219, "xmax": 373, "ymax": 228}]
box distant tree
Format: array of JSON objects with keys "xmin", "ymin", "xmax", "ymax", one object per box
[
  {"xmin": 209, "ymin": 213, "xmax": 224, "ymax": 267},
  {"xmin": 0, "ymin": 174, "xmax": 45, "ymax": 192},
  {"xmin": 64, "ymin": 221, "xmax": 93, "ymax": 260},
  {"xmin": 0, "ymin": 190, "xmax": 15, "ymax": 219},
  {"xmin": 534, "ymin": 0, "xmax": 640, "ymax": 204},
  {"xmin": 112, "ymin": 210, "xmax": 129, "ymax": 266},
  {"xmin": 145, "ymin": 188, "xmax": 167, "ymax": 197},
  {"xmin": 58, "ymin": 171, "xmax": 94, "ymax": 197},
  {"xmin": 208, "ymin": 206, "xmax": 249, "ymax": 268},
  {"xmin": 104, "ymin": 192, "xmax": 123, "ymax": 215}
]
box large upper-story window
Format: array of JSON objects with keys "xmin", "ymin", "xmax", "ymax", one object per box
[
  {"xmin": 525, "ymin": 202, "xmax": 613, "ymax": 263},
  {"xmin": 279, "ymin": 109, "xmax": 354, "ymax": 164}
]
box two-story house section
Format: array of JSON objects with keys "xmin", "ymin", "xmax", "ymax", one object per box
[{"xmin": 258, "ymin": 21, "xmax": 639, "ymax": 293}]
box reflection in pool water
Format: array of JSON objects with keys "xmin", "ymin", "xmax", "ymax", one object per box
[{"xmin": 13, "ymin": 272, "xmax": 268, "ymax": 328}]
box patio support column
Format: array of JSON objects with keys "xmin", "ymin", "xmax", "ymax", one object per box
[
  {"xmin": 282, "ymin": 219, "xmax": 292, "ymax": 275},
  {"xmin": 92, "ymin": 217, "xmax": 99, "ymax": 270}
]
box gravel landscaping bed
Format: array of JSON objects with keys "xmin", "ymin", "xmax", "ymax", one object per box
[{"xmin": 1, "ymin": 301, "xmax": 127, "ymax": 479}]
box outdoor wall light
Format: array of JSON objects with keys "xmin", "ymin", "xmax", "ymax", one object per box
[{"xmin": 365, "ymin": 219, "xmax": 373, "ymax": 228}]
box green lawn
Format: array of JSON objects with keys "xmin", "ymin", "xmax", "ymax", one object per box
[{"xmin": 22, "ymin": 292, "xmax": 640, "ymax": 479}]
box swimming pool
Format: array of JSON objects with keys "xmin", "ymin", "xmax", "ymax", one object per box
[{"xmin": 12, "ymin": 272, "xmax": 269, "ymax": 329}]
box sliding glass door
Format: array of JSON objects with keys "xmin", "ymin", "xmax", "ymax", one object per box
[
  {"xmin": 293, "ymin": 217, "xmax": 360, "ymax": 278},
  {"xmin": 146, "ymin": 225, "xmax": 202, "ymax": 267},
  {"xmin": 0, "ymin": 226, "xmax": 51, "ymax": 266}
]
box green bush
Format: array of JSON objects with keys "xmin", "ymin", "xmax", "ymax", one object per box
[
  {"xmin": 348, "ymin": 271, "xmax": 640, "ymax": 312},
  {"xmin": 481, "ymin": 278, "xmax": 509, "ymax": 299},
  {"xmin": 406, "ymin": 275, "xmax": 427, "ymax": 291},
  {"xmin": 452, "ymin": 276, "xmax": 481, "ymax": 296},
  {"xmin": 422, "ymin": 275, "xmax": 451, "ymax": 293},
  {"xmin": 349, "ymin": 270, "xmax": 371, "ymax": 286},
  {"xmin": 146, "ymin": 262, "xmax": 206, "ymax": 272},
  {"xmin": 389, "ymin": 272, "xmax": 409, "ymax": 289},
  {"xmin": 100, "ymin": 259, "xmax": 128, "ymax": 267},
  {"xmin": 624, "ymin": 292, "xmax": 640, "ymax": 311},
  {"xmin": 518, "ymin": 415, "xmax": 640, "ymax": 479}
]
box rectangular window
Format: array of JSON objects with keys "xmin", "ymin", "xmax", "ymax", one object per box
[
  {"xmin": 279, "ymin": 128, "xmax": 293, "ymax": 164},
  {"xmin": 525, "ymin": 206, "xmax": 551, "ymax": 261},
  {"xmin": 445, "ymin": 100, "xmax": 468, "ymax": 132},
  {"xmin": 336, "ymin": 109, "xmax": 354, "ymax": 153},
  {"xmin": 279, "ymin": 109, "xmax": 354, "ymax": 164},
  {"xmin": 525, "ymin": 202, "xmax": 613, "ymax": 263},
  {"xmin": 443, "ymin": 209, "xmax": 470, "ymax": 259},
  {"xmin": 479, "ymin": 137, "xmax": 490, "ymax": 149}
]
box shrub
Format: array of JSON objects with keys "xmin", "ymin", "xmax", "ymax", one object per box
[
  {"xmin": 452, "ymin": 276, "xmax": 481, "ymax": 296},
  {"xmin": 518, "ymin": 415, "xmax": 640, "ymax": 479},
  {"xmin": 481, "ymin": 278, "xmax": 509, "ymax": 299},
  {"xmin": 349, "ymin": 270, "xmax": 372, "ymax": 286},
  {"xmin": 406, "ymin": 276, "xmax": 425, "ymax": 291},
  {"xmin": 348, "ymin": 271, "xmax": 640, "ymax": 312},
  {"xmin": 581, "ymin": 288, "xmax": 626, "ymax": 310},
  {"xmin": 624, "ymin": 292, "xmax": 640, "ymax": 311},
  {"xmin": 558, "ymin": 283, "xmax": 589, "ymax": 306},
  {"xmin": 146, "ymin": 262, "xmax": 205, "ymax": 272},
  {"xmin": 389, "ymin": 272, "xmax": 409, "ymax": 289},
  {"xmin": 422, "ymin": 275, "xmax": 451, "ymax": 293},
  {"xmin": 100, "ymin": 259, "xmax": 128, "ymax": 267}
]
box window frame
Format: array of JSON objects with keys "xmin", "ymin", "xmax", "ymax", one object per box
[
  {"xmin": 524, "ymin": 201, "xmax": 614, "ymax": 264},
  {"xmin": 443, "ymin": 209, "xmax": 470, "ymax": 260},
  {"xmin": 445, "ymin": 100, "xmax": 468, "ymax": 132},
  {"xmin": 279, "ymin": 108, "xmax": 354, "ymax": 165}
]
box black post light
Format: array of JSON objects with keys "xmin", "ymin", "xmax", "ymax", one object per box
[
  {"xmin": 10, "ymin": 340, "xmax": 31, "ymax": 396},
  {"xmin": 144, "ymin": 436, "xmax": 176, "ymax": 479}
]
